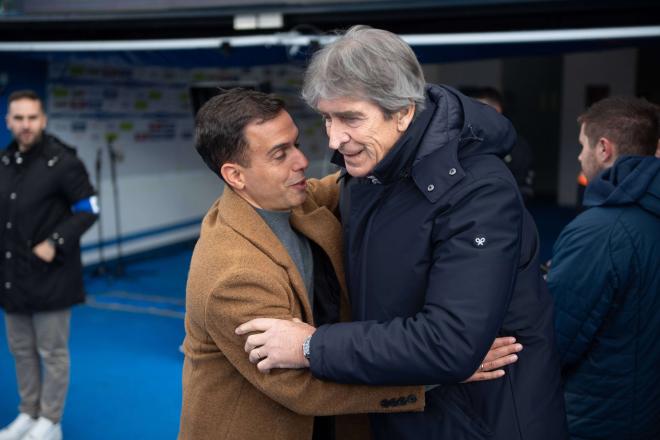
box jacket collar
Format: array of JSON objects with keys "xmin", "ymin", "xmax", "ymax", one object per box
[
  {"xmin": 3, "ymin": 135, "xmax": 45, "ymax": 166},
  {"xmin": 2, "ymin": 133, "xmax": 62, "ymax": 168},
  {"xmin": 214, "ymin": 186, "xmax": 316, "ymax": 323},
  {"xmin": 330, "ymin": 86, "xmax": 466, "ymax": 203},
  {"xmin": 329, "ymin": 84, "xmax": 515, "ymax": 203},
  {"xmin": 328, "ymin": 91, "xmax": 436, "ymax": 188},
  {"xmin": 370, "ymin": 97, "xmax": 435, "ymax": 184},
  {"xmin": 408, "ymin": 86, "xmax": 464, "ymax": 203}
]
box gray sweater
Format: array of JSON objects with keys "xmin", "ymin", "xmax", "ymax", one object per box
[{"xmin": 257, "ymin": 209, "xmax": 314, "ymax": 306}]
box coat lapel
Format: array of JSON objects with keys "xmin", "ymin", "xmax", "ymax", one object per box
[
  {"xmin": 291, "ymin": 203, "xmax": 352, "ymax": 322},
  {"xmin": 216, "ymin": 186, "xmax": 314, "ymax": 323}
]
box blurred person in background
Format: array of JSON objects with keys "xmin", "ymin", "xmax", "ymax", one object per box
[
  {"xmin": 547, "ymin": 96, "xmax": 660, "ymax": 439},
  {"xmin": 463, "ymin": 86, "xmax": 535, "ymax": 202},
  {"xmin": 0, "ymin": 90, "xmax": 98, "ymax": 440}
]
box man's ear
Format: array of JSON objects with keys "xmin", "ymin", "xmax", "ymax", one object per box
[
  {"xmin": 596, "ymin": 137, "xmax": 617, "ymax": 167},
  {"xmin": 396, "ymin": 104, "xmax": 416, "ymax": 132},
  {"xmin": 220, "ymin": 163, "xmax": 246, "ymax": 190}
]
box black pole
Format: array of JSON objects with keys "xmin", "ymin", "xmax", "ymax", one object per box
[
  {"xmin": 106, "ymin": 135, "xmax": 124, "ymax": 276},
  {"xmin": 92, "ymin": 146, "xmax": 107, "ymax": 277}
]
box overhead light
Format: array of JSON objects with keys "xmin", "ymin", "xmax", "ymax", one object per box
[
  {"xmin": 233, "ymin": 12, "xmax": 283, "ymax": 31},
  {"xmin": 234, "ymin": 15, "xmax": 256, "ymax": 31},
  {"xmin": 258, "ymin": 13, "xmax": 283, "ymax": 30}
]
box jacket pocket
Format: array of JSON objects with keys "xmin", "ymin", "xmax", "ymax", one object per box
[{"xmin": 30, "ymin": 252, "xmax": 54, "ymax": 274}]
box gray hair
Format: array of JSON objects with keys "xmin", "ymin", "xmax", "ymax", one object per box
[{"xmin": 302, "ymin": 25, "xmax": 426, "ymax": 117}]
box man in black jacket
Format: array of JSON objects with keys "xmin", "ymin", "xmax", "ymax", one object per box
[
  {"xmin": 0, "ymin": 90, "xmax": 98, "ymax": 440},
  {"xmin": 462, "ymin": 86, "xmax": 535, "ymax": 202}
]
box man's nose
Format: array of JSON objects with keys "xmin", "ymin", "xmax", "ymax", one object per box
[
  {"xmin": 327, "ymin": 122, "xmax": 348, "ymax": 150},
  {"xmin": 292, "ymin": 147, "xmax": 309, "ymax": 171}
]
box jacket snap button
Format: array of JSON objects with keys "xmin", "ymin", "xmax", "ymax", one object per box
[
  {"xmin": 9, "ymin": 192, "xmax": 17, "ymax": 200},
  {"xmin": 6, "ymin": 222, "xmax": 11, "ymax": 229},
  {"xmin": 5, "ymin": 251, "xmax": 11, "ymax": 259},
  {"xmin": 4, "ymin": 282, "xmax": 11, "ymax": 290},
  {"xmin": 448, "ymin": 168, "xmax": 457, "ymax": 176},
  {"xmin": 427, "ymin": 184, "xmax": 435, "ymax": 192}
]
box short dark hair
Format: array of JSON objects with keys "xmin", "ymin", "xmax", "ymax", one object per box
[
  {"xmin": 8, "ymin": 89, "xmax": 44, "ymax": 110},
  {"xmin": 462, "ymin": 87, "xmax": 504, "ymax": 111},
  {"xmin": 578, "ymin": 96, "xmax": 658, "ymax": 157},
  {"xmin": 194, "ymin": 88, "xmax": 285, "ymax": 180}
]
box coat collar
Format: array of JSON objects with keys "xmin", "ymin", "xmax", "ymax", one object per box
[
  {"xmin": 390, "ymin": 85, "xmax": 515, "ymax": 204},
  {"xmin": 328, "ymin": 86, "xmax": 467, "ymax": 203},
  {"xmin": 2, "ymin": 133, "xmax": 67, "ymax": 169},
  {"xmin": 214, "ymin": 186, "xmax": 329, "ymax": 324},
  {"xmin": 2, "ymin": 136, "xmax": 45, "ymax": 167},
  {"xmin": 292, "ymin": 194, "xmax": 351, "ymax": 320}
]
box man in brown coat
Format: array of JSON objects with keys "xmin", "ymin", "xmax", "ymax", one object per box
[{"xmin": 179, "ymin": 89, "xmax": 520, "ymax": 440}]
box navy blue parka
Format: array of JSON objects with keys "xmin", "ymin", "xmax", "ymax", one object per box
[{"xmin": 309, "ymin": 85, "xmax": 568, "ymax": 439}]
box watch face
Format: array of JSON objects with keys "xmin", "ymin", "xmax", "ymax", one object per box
[{"xmin": 303, "ymin": 336, "xmax": 311, "ymax": 359}]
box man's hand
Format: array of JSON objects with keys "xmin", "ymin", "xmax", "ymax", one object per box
[
  {"xmin": 236, "ymin": 318, "xmax": 315, "ymax": 373},
  {"xmin": 33, "ymin": 240, "xmax": 56, "ymax": 263},
  {"xmin": 462, "ymin": 337, "xmax": 523, "ymax": 383}
]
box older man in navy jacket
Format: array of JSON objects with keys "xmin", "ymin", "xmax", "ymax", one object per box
[{"xmin": 237, "ymin": 26, "xmax": 567, "ymax": 439}]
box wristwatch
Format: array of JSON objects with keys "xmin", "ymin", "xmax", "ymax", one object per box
[{"xmin": 302, "ymin": 335, "xmax": 312, "ymax": 360}]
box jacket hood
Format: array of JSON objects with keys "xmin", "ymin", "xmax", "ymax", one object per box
[
  {"xmin": 416, "ymin": 84, "xmax": 516, "ymax": 162},
  {"xmin": 584, "ymin": 155, "xmax": 660, "ymax": 217}
]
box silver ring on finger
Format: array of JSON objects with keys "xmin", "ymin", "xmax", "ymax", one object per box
[{"xmin": 480, "ymin": 363, "xmax": 484, "ymax": 370}]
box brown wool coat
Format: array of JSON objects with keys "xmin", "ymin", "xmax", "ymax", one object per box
[{"xmin": 179, "ymin": 174, "xmax": 424, "ymax": 440}]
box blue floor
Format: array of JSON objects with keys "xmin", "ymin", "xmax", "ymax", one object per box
[
  {"xmin": 0, "ymin": 202, "xmax": 576, "ymax": 439},
  {"xmin": 0, "ymin": 246, "xmax": 193, "ymax": 439}
]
